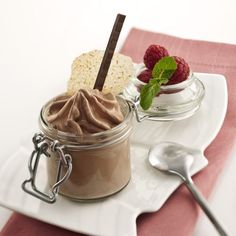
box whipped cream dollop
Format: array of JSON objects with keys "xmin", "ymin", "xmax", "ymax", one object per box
[{"xmin": 47, "ymin": 89, "xmax": 124, "ymax": 135}]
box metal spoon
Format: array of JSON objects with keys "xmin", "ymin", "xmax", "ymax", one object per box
[{"xmin": 148, "ymin": 142, "xmax": 228, "ymax": 236}]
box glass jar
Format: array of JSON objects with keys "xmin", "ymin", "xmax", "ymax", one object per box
[
  {"xmin": 22, "ymin": 95, "xmax": 133, "ymax": 203},
  {"xmin": 123, "ymin": 64, "xmax": 205, "ymax": 121}
]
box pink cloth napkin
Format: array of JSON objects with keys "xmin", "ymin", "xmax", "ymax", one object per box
[{"xmin": 1, "ymin": 28, "xmax": 236, "ymax": 236}]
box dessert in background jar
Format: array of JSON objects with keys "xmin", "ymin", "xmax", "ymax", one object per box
[{"xmin": 123, "ymin": 44, "xmax": 205, "ymax": 121}]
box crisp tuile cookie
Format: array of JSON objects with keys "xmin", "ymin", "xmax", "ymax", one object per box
[{"xmin": 67, "ymin": 50, "xmax": 134, "ymax": 95}]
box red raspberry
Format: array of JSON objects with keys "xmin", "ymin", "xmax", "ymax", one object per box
[
  {"xmin": 166, "ymin": 56, "xmax": 190, "ymax": 85},
  {"xmin": 137, "ymin": 69, "xmax": 152, "ymax": 83},
  {"xmin": 144, "ymin": 45, "xmax": 169, "ymax": 69}
]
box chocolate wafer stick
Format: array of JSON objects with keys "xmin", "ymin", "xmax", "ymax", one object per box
[{"xmin": 93, "ymin": 14, "xmax": 126, "ymax": 91}]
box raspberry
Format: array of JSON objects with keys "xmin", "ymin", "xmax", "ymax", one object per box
[
  {"xmin": 144, "ymin": 45, "xmax": 169, "ymax": 69},
  {"xmin": 137, "ymin": 69, "xmax": 152, "ymax": 83},
  {"xmin": 166, "ymin": 56, "xmax": 190, "ymax": 85}
]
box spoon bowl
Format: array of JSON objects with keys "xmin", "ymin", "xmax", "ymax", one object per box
[{"xmin": 149, "ymin": 142, "xmax": 194, "ymax": 179}]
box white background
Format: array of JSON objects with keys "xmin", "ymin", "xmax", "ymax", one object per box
[{"xmin": 0, "ymin": 0, "xmax": 236, "ymax": 235}]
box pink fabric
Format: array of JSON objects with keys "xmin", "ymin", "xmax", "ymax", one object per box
[{"xmin": 1, "ymin": 28, "xmax": 236, "ymax": 236}]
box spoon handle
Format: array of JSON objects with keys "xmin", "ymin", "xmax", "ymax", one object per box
[{"xmin": 185, "ymin": 178, "xmax": 228, "ymax": 236}]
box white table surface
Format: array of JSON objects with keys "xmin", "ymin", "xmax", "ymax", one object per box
[{"xmin": 0, "ymin": 0, "xmax": 235, "ymax": 235}]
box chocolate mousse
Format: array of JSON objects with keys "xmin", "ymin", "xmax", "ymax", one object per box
[{"xmin": 47, "ymin": 89, "xmax": 124, "ymax": 135}]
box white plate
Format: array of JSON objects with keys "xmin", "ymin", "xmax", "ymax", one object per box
[{"xmin": 0, "ymin": 73, "xmax": 227, "ymax": 236}]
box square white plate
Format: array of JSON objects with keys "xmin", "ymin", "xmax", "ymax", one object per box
[{"xmin": 0, "ymin": 73, "xmax": 227, "ymax": 236}]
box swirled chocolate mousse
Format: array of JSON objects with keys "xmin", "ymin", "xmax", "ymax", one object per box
[
  {"xmin": 47, "ymin": 89, "xmax": 124, "ymax": 135},
  {"xmin": 45, "ymin": 88, "xmax": 132, "ymax": 200}
]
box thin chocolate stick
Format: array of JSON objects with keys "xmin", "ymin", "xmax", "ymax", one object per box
[{"xmin": 93, "ymin": 14, "xmax": 126, "ymax": 91}]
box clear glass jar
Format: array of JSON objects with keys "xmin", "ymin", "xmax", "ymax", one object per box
[
  {"xmin": 123, "ymin": 64, "xmax": 205, "ymax": 121},
  {"xmin": 22, "ymin": 95, "xmax": 133, "ymax": 202}
]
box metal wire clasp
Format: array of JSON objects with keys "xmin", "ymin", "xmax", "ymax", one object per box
[
  {"xmin": 122, "ymin": 96, "xmax": 151, "ymax": 122},
  {"xmin": 22, "ymin": 132, "xmax": 72, "ymax": 203},
  {"xmin": 119, "ymin": 95, "xmax": 165, "ymax": 122}
]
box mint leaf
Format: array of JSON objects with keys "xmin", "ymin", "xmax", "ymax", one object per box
[
  {"xmin": 152, "ymin": 56, "xmax": 177, "ymax": 79},
  {"xmin": 140, "ymin": 79, "xmax": 160, "ymax": 110},
  {"xmin": 140, "ymin": 56, "xmax": 177, "ymax": 110}
]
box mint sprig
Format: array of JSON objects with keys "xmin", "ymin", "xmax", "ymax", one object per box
[{"xmin": 140, "ymin": 56, "xmax": 177, "ymax": 110}]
